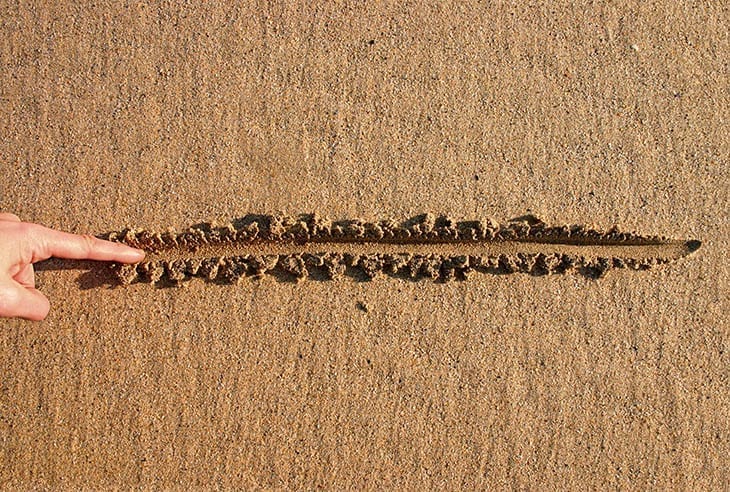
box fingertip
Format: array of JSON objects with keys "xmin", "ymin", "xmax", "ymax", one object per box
[
  {"xmin": 24, "ymin": 288, "xmax": 50, "ymax": 321},
  {"xmin": 0, "ymin": 212, "xmax": 21, "ymax": 222},
  {"xmin": 0, "ymin": 284, "xmax": 50, "ymax": 321},
  {"xmin": 96, "ymin": 237, "xmax": 147, "ymax": 263},
  {"xmin": 120, "ymin": 246, "xmax": 146, "ymax": 263},
  {"xmin": 27, "ymin": 296, "xmax": 50, "ymax": 321}
]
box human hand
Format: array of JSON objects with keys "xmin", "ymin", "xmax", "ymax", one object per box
[{"xmin": 0, "ymin": 213, "xmax": 145, "ymax": 320}]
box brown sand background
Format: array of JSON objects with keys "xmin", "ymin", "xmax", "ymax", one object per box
[{"xmin": 0, "ymin": 2, "xmax": 728, "ymax": 489}]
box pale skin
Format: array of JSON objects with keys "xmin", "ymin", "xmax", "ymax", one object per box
[{"xmin": 0, "ymin": 213, "xmax": 145, "ymax": 321}]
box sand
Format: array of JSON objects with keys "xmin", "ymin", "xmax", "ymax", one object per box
[{"xmin": 0, "ymin": 2, "xmax": 728, "ymax": 489}]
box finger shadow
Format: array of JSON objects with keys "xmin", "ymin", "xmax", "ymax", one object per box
[{"xmin": 34, "ymin": 259, "xmax": 119, "ymax": 290}]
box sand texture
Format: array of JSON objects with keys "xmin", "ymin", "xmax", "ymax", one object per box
[{"xmin": 0, "ymin": 2, "xmax": 728, "ymax": 489}]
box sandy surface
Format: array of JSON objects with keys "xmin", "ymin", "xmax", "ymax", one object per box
[{"xmin": 0, "ymin": 2, "xmax": 728, "ymax": 489}]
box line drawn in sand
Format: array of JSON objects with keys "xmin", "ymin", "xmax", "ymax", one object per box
[{"xmin": 103, "ymin": 214, "xmax": 701, "ymax": 286}]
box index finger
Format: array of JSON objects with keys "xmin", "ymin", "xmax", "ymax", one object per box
[{"xmin": 30, "ymin": 225, "xmax": 146, "ymax": 263}]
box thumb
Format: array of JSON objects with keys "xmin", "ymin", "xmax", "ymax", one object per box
[{"xmin": 0, "ymin": 282, "xmax": 51, "ymax": 321}]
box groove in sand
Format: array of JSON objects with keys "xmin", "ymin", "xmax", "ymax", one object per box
[
  {"xmin": 142, "ymin": 238, "xmax": 694, "ymax": 263},
  {"xmin": 106, "ymin": 214, "xmax": 701, "ymax": 285}
]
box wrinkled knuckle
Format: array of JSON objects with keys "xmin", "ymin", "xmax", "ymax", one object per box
[
  {"xmin": 81, "ymin": 234, "xmax": 99, "ymax": 253},
  {"xmin": 17, "ymin": 222, "xmax": 38, "ymax": 236}
]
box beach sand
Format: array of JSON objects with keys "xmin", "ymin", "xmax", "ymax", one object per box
[{"xmin": 0, "ymin": 2, "xmax": 727, "ymax": 488}]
